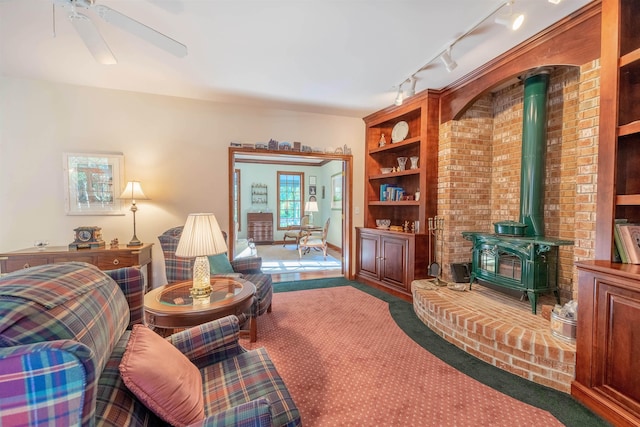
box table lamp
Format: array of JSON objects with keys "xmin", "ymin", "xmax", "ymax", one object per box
[
  {"xmin": 119, "ymin": 181, "xmax": 149, "ymax": 247},
  {"xmin": 175, "ymin": 213, "xmax": 228, "ymax": 305},
  {"xmin": 304, "ymin": 195, "xmax": 319, "ymax": 226}
]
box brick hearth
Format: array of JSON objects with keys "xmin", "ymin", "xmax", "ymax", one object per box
[{"xmin": 412, "ymin": 280, "xmax": 575, "ymax": 393}]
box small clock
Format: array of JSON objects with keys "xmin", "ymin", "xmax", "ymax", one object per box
[{"xmin": 69, "ymin": 226, "xmax": 105, "ymax": 250}]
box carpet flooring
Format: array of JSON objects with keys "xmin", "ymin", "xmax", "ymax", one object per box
[{"xmin": 239, "ymin": 279, "xmax": 608, "ymax": 426}]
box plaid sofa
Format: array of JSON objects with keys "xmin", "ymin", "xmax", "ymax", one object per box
[
  {"xmin": 158, "ymin": 227, "xmax": 273, "ymax": 319},
  {"xmin": 0, "ymin": 262, "xmax": 300, "ymax": 427}
]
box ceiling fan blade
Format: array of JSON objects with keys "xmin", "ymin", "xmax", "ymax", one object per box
[
  {"xmin": 146, "ymin": 0, "xmax": 184, "ymax": 14},
  {"xmin": 93, "ymin": 5, "xmax": 187, "ymax": 58},
  {"xmin": 69, "ymin": 12, "xmax": 117, "ymax": 65}
]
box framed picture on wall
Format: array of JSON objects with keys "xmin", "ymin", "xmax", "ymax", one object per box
[
  {"xmin": 309, "ymin": 185, "xmax": 316, "ymax": 195},
  {"xmin": 63, "ymin": 152, "xmax": 124, "ymax": 215},
  {"xmin": 331, "ymin": 172, "xmax": 342, "ymax": 210}
]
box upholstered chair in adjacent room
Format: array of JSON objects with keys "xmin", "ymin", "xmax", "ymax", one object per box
[{"xmin": 158, "ymin": 226, "xmax": 273, "ymax": 333}]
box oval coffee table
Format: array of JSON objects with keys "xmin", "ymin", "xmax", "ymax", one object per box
[{"xmin": 144, "ymin": 277, "xmax": 257, "ymax": 341}]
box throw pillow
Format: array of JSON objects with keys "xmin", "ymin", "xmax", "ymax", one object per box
[
  {"xmin": 119, "ymin": 325, "xmax": 205, "ymax": 427},
  {"xmin": 208, "ymin": 253, "xmax": 234, "ymax": 274}
]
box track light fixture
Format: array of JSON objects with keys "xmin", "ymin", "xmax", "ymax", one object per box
[
  {"xmin": 495, "ymin": 1, "xmax": 524, "ymax": 30},
  {"xmin": 406, "ymin": 76, "xmax": 417, "ymax": 97},
  {"xmin": 391, "ymin": 0, "xmax": 535, "ymax": 105},
  {"xmin": 440, "ymin": 47, "xmax": 457, "ymax": 73},
  {"xmin": 394, "ymin": 84, "xmax": 404, "ymax": 106}
]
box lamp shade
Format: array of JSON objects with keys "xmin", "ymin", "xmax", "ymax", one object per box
[
  {"xmin": 305, "ymin": 201, "xmax": 319, "ymax": 213},
  {"xmin": 119, "ymin": 181, "xmax": 148, "ymax": 201},
  {"xmin": 176, "ymin": 213, "xmax": 228, "ymax": 257}
]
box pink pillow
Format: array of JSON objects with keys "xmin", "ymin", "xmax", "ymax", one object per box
[{"xmin": 119, "ymin": 325, "xmax": 205, "ymax": 427}]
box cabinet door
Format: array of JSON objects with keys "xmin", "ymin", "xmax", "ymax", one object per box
[
  {"xmin": 358, "ymin": 232, "xmax": 380, "ymax": 280},
  {"xmin": 594, "ymin": 279, "xmax": 640, "ymax": 412},
  {"xmin": 380, "ymin": 236, "xmax": 408, "ymax": 289}
]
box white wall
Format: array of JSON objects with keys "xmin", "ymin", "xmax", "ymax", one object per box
[{"xmin": 0, "ymin": 76, "xmax": 365, "ymax": 286}]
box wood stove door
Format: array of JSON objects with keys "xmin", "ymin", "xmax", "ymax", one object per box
[{"xmin": 471, "ymin": 242, "xmax": 527, "ymax": 292}]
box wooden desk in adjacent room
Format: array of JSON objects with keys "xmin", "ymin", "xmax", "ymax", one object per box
[{"xmin": 0, "ymin": 243, "xmax": 154, "ymax": 291}]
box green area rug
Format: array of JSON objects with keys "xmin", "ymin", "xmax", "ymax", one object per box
[{"xmin": 273, "ymin": 277, "xmax": 610, "ymax": 427}]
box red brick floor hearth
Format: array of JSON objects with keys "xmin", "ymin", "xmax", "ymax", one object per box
[{"xmin": 412, "ymin": 280, "xmax": 576, "ymax": 393}]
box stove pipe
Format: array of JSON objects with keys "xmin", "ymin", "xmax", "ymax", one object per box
[{"xmin": 519, "ymin": 70, "xmax": 550, "ymax": 237}]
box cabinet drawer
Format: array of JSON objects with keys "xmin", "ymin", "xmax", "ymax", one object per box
[
  {"xmin": 53, "ymin": 254, "xmax": 98, "ymax": 265},
  {"xmin": 97, "ymin": 253, "xmax": 136, "ymax": 269},
  {"xmin": 3, "ymin": 256, "xmax": 50, "ymax": 272}
]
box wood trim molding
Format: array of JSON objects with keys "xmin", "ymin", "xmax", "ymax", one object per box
[{"xmin": 440, "ymin": 1, "xmax": 602, "ymax": 123}]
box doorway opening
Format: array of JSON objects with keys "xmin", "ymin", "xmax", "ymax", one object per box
[{"xmin": 228, "ymin": 148, "xmax": 353, "ymax": 282}]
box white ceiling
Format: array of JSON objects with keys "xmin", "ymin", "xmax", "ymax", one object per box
[{"xmin": 0, "ymin": 0, "xmax": 594, "ymax": 117}]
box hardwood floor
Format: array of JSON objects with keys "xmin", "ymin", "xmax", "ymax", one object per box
[{"xmin": 271, "ymin": 269, "xmax": 344, "ymax": 283}]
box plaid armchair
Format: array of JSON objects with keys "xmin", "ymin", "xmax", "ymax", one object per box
[
  {"xmin": 0, "ymin": 262, "xmax": 300, "ymax": 427},
  {"xmin": 158, "ymin": 227, "xmax": 273, "ymax": 341}
]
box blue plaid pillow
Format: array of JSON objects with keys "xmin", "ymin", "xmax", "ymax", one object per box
[{"xmin": 208, "ymin": 254, "xmax": 234, "ymax": 274}]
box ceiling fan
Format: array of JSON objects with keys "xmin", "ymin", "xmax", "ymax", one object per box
[{"xmin": 52, "ymin": 0, "xmax": 188, "ymax": 65}]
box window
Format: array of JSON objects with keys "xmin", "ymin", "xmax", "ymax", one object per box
[{"xmin": 277, "ymin": 172, "xmax": 304, "ymax": 229}]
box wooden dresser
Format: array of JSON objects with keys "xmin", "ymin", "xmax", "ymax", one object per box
[
  {"xmin": 247, "ymin": 213, "xmax": 273, "ymax": 244},
  {"xmin": 0, "ymin": 243, "xmax": 153, "ymax": 291}
]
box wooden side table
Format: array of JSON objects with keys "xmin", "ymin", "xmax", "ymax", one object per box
[
  {"xmin": 0, "ymin": 243, "xmax": 154, "ymax": 291},
  {"xmin": 144, "ymin": 277, "xmax": 257, "ymax": 342}
]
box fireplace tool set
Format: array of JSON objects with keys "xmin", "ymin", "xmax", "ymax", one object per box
[{"xmin": 428, "ymin": 216, "xmax": 445, "ymax": 286}]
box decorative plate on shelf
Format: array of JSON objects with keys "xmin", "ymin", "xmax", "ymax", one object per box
[{"xmin": 391, "ymin": 121, "xmax": 409, "ymax": 143}]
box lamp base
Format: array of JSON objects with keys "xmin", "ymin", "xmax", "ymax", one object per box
[
  {"xmin": 127, "ymin": 238, "xmax": 143, "ymax": 247},
  {"xmin": 190, "ymin": 256, "xmax": 212, "ymax": 306},
  {"xmin": 190, "ymin": 286, "xmax": 212, "ymax": 305}
]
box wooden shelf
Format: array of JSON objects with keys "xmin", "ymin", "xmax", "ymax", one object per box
[
  {"xmin": 618, "ymin": 120, "xmax": 640, "ymax": 136},
  {"xmin": 616, "ymin": 194, "xmax": 640, "ymax": 205},
  {"xmin": 368, "ymin": 136, "xmax": 420, "ymax": 154},
  {"xmin": 368, "ymin": 200, "xmax": 421, "ymax": 206},
  {"xmin": 369, "ymin": 169, "xmax": 420, "ymax": 180},
  {"xmin": 619, "ymin": 46, "xmax": 640, "ymax": 67}
]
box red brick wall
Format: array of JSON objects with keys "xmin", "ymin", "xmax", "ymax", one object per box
[{"xmin": 438, "ymin": 63, "xmax": 600, "ymax": 302}]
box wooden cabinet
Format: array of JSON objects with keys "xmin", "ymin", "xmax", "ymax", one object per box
[
  {"xmin": 247, "ymin": 212, "xmax": 273, "ymax": 244},
  {"xmin": 356, "ymin": 91, "xmax": 438, "ymax": 298},
  {"xmin": 356, "ymin": 227, "xmax": 430, "ymax": 297},
  {"xmin": 594, "ymin": 0, "xmax": 640, "ymax": 261},
  {"xmin": 573, "ymin": 261, "xmax": 640, "ymax": 427},
  {"xmin": 572, "ymin": 1, "xmax": 640, "ymax": 424},
  {"xmin": 0, "ymin": 244, "xmax": 154, "ymax": 291}
]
